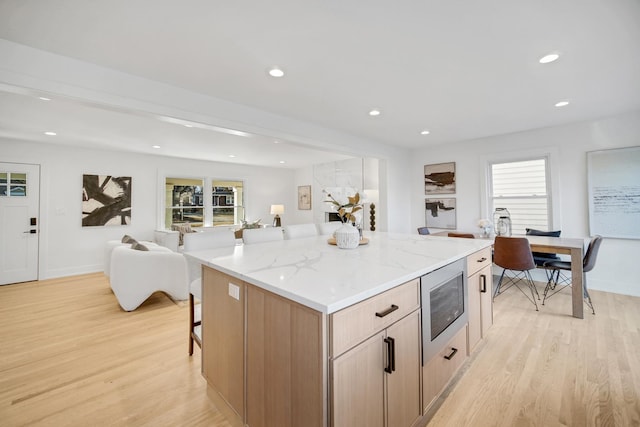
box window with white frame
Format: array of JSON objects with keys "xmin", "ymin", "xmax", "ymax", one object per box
[{"xmin": 489, "ymin": 157, "xmax": 551, "ymax": 235}]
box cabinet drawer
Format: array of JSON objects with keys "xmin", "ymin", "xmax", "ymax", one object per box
[
  {"xmin": 422, "ymin": 325, "xmax": 468, "ymax": 413},
  {"xmin": 330, "ymin": 279, "xmax": 420, "ymax": 357},
  {"xmin": 467, "ymin": 246, "xmax": 492, "ymax": 276}
]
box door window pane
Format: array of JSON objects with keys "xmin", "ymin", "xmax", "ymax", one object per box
[{"xmin": 0, "ymin": 172, "xmax": 26, "ymax": 197}]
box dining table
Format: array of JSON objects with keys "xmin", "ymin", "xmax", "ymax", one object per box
[{"xmin": 433, "ymin": 231, "xmax": 586, "ymax": 318}]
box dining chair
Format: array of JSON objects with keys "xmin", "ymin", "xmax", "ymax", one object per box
[
  {"xmin": 283, "ymin": 223, "xmax": 318, "ymax": 239},
  {"xmin": 541, "ymin": 235, "xmax": 602, "ymax": 314},
  {"xmin": 493, "ymin": 236, "xmax": 540, "ymax": 310},
  {"xmin": 183, "ymin": 229, "xmax": 237, "ymax": 355},
  {"xmin": 525, "ymin": 228, "xmax": 562, "ymax": 266},
  {"xmin": 448, "ymin": 232, "xmax": 475, "ymax": 238},
  {"xmin": 242, "ymin": 227, "xmax": 284, "ymax": 244},
  {"xmin": 417, "ymin": 227, "xmax": 430, "ymax": 235},
  {"xmin": 317, "ymin": 221, "xmax": 343, "ymax": 236}
]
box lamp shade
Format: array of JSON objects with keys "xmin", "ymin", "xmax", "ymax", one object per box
[
  {"xmin": 364, "ymin": 189, "xmax": 379, "ymax": 204},
  {"xmin": 270, "ymin": 204, "xmax": 285, "ymax": 215}
]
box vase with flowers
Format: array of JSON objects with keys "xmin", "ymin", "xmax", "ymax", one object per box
[
  {"xmin": 324, "ymin": 190, "xmax": 363, "ymax": 249},
  {"xmin": 477, "ymin": 219, "xmax": 492, "ymax": 238}
]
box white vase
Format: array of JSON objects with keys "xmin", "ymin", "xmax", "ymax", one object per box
[{"xmin": 335, "ymin": 223, "xmax": 360, "ymax": 249}]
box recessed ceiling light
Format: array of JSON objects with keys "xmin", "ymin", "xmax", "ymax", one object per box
[
  {"xmin": 369, "ymin": 109, "xmax": 381, "ymax": 116},
  {"xmin": 184, "ymin": 124, "xmax": 193, "ymax": 128},
  {"xmin": 555, "ymin": 101, "xmax": 570, "ymax": 107},
  {"xmin": 273, "ymin": 140, "xmax": 281, "ymax": 144},
  {"xmin": 420, "ymin": 130, "xmax": 430, "ymax": 135},
  {"xmin": 279, "ymin": 160, "xmax": 286, "ymax": 164},
  {"xmin": 152, "ymin": 145, "xmax": 161, "ymax": 149},
  {"xmin": 539, "ymin": 53, "xmax": 560, "ymax": 64},
  {"xmin": 228, "ymin": 154, "xmax": 236, "ymax": 158},
  {"xmin": 268, "ymin": 67, "xmax": 285, "ymax": 78},
  {"xmin": 39, "ymin": 97, "xmax": 51, "ymax": 101},
  {"xmin": 44, "ymin": 131, "xmax": 56, "ymax": 136}
]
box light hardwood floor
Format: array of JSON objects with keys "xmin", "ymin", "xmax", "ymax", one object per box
[
  {"xmin": 1, "ymin": 274, "xmax": 639, "ymax": 426},
  {"xmin": 427, "ymin": 282, "xmax": 640, "ymax": 427}
]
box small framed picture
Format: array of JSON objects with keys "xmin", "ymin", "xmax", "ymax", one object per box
[
  {"xmin": 425, "ymin": 198, "xmax": 456, "ymax": 229},
  {"xmin": 298, "ymin": 185, "xmax": 311, "ymax": 210},
  {"xmin": 424, "ymin": 162, "xmax": 456, "ymax": 194}
]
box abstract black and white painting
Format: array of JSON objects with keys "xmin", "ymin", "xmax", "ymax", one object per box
[
  {"xmin": 424, "ymin": 162, "xmax": 456, "ymax": 194},
  {"xmin": 82, "ymin": 175, "xmax": 131, "ymax": 226},
  {"xmin": 425, "ymin": 198, "xmax": 456, "ymax": 229}
]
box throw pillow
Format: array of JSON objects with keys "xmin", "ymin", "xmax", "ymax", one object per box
[
  {"xmin": 132, "ymin": 243, "xmax": 149, "ymax": 251},
  {"xmin": 121, "ymin": 234, "xmax": 137, "ymax": 244}
]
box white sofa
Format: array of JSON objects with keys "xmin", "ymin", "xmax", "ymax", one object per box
[{"xmin": 109, "ymin": 245, "xmax": 189, "ymax": 311}]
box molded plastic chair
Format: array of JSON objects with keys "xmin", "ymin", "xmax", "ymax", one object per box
[
  {"xmin": 448, "ymin": 232, "xmax": 475, "ymax": 239},
  {"xmin": 417, "ymin": 227, "xmax": 430, "ymax": 235},
  {"xmin": 283, "ymin": 223, "xmax": 318, "ymax": 240},
  {"xmin": 317, "ymin": 221, "xmax": 342, "ymax": 236},
  {"xmin": 493, "ymin": 236, "xmax": 540, "ymax": 311},
  {"xmin": 183, "ymin": 229, "xmax": 236, "ymax": 355},
  {"xmin": 542, "ymin": 235, "xmax": 602, "ymax": 314},
  {"xmin": 242, "ymin": 227, "xmax": 284, "ymax": 244}
]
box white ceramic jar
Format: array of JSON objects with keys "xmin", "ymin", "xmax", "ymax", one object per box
[{"xmin": 334, "ymin": 223, "xmax": 360, "ymax": 249}]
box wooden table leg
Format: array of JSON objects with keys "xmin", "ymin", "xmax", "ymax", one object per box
[{"xmin": 571, "ymin": 247, "xmax": 584, "ymax": 319}]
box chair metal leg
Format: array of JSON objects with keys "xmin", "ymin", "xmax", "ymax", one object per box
[{"xmin": 493, "ymin": 270, "xmax": 507, "ymax": 300}]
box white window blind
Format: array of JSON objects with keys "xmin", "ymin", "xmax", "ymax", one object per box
[{"xmin": 489, "ymin": 158, "xmax": 550, "ymax": 234}]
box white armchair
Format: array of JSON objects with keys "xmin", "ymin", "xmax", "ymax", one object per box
[
  {"xmin": 109, "ymin": 245, "xmax": 189, "ymax": 311},
  {"xmin": 283, "ymin": 223, "xmax": 318, "ymax": 239}
]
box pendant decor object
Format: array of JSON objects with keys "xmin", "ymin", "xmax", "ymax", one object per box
[{"xmin": 334, "ymin": 223, "xmax": 360, "ymax": 249}]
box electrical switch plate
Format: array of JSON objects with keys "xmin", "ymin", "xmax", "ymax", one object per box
[{"xmin": 228, "ymin": 283, "xmax": 240, "ymax": 300}]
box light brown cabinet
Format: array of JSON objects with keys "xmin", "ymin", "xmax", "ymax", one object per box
[
  {"xmin": 331, "ymin": 310, "xmax": 421, "ymax": 427},
  {"xmin": 466, "ymin": 247, "xmax": 494, "ymax": 352},
  {"xmin": 422, "ymin": 325, "xmax": 468, "ymax": 412}
]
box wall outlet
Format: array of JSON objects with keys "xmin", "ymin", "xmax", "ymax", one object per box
[{"xmin": 228, "ymin": 283, "xmax": 240, "ymax": 300}]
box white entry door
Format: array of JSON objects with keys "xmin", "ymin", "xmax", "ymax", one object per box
[{"xmin": 0, "ymin": 163, "xmax": 40, "ymax": 285}]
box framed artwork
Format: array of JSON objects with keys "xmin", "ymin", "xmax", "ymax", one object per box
[
  {"xmin": 587, "ymin": 146, "xmax": 640, "ymax": 239},
  {"xmin": 425, "ymin": 198, "xmax": 456, "ymax": 229},
  {"xmin": 298, "ymin": 185, "xmax": 311, "ymax": 210},
  {"xmin": 82, "ymin": 174, "xmax": 132, "ymax": 226},
  {"xmin": 424, "ymin": 162, "xmax": 456, "ymax": 194}
]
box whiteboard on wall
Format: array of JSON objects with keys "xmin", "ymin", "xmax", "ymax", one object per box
[{"xmin": 587, "ymin": 146, "xmax": 640, "ymax": 239}]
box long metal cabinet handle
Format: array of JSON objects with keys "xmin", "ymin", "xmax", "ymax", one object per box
[
  {"xmin": 384, "ymin": 337, "xmax": 396, "ymax": 373},
  {"xmin": 376, "ymin": 304, "xmax": 399, "ymax": 318},
  {"xmin": 480, "ymin": 274, "xmax": 487, "ymax": 293},
  {"xmin": 444, "ymin": 347, "xmax": 458, "ymax": 360}
]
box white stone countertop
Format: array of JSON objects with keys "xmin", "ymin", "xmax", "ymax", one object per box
[{"xmin": 183, "ymin": 231, "xmax": 493, "ymax": 314}]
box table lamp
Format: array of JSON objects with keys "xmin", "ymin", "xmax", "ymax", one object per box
[{"xmin": 270, "ymin": 204, "xmax": 284, "ymax": 227}]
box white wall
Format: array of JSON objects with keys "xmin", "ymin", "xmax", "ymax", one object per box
[
  {"xmin": 1, "ymin": 138, "xmax": 294, "ymax": 280},
  {"xmin": 411, "ymin": 110, "xmax": 640, "ymax": 296}
]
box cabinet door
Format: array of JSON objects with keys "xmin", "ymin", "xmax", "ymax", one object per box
[
  {"xmin": 331, "ymin": 332, "xmax": 385, "ymax": 427},
  {"xmin": 386, "ymin": 311, "xmax": 422, "ymax": 427},
  {"xmin": 468, "ymin": 264, "xmax": 494, "ymax": 352},
  {"xmin": 467, "ymin": 269, "xmax": 482, "ymax": 353},
  {"xmin": 201, "ymin": 267, "xmax": 245, "ymax": 419}
]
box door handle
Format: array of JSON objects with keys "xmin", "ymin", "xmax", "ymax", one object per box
[{"xmin": 480, "ymin": 274, "xmax": 487, "ymax": 293}]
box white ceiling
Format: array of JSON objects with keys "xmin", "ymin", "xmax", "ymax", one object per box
[{"xmin": 1, "ymin": 0, "xmax": 639, "ymax": 167}]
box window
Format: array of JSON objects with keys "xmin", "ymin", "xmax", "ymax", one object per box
[
  {"xmin": 165, "ymin": 177, "xmax": 204, "ymax": 228},
  {"xmin": 0, "ymin": 172, "xmax": 27, "ymax": 197},
  {"xmin": 488, "ymin": 158, "xmax": 550, "ymax": 235},
  {"xmin": 212, "ymin": 180, "xmax": 244, "ymax": 226}
]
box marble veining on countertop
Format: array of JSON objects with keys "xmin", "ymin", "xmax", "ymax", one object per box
[{"xmin": 183, "ymin": 231, "xmax": 492, "ymax": 314}]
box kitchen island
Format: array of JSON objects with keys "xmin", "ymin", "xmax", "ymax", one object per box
[{"xmin": 185, "ymin": 232, "xmax": 493, "ymax": 427}]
